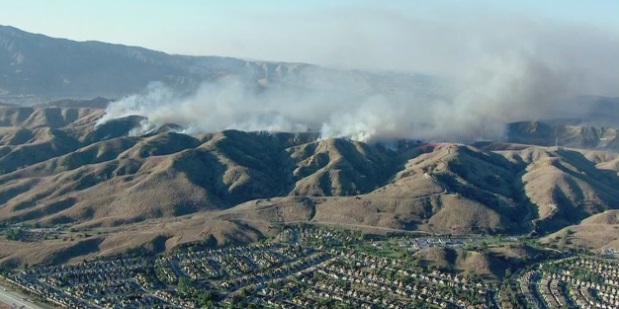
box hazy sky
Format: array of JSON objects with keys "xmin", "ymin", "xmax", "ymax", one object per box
[{"xmin": 1, "ymin": 0, "xmax": 618, "ymax": 73}]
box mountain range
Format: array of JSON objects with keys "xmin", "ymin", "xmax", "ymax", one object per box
[{"xmin": 0, "ymin": 25, "xmax": 436, "ymax": 105}]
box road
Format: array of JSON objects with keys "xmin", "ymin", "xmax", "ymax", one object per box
[
  {"xmin": 286, "ymin": 220, "xmax": 433, "ymax": 235},
  {"xmin": 0, "ymin": 284, "xmax": 47, "ymax": 309},
  {"xmin": 233, "ymin": 217, "xmax": 433, "ymax": 236}
]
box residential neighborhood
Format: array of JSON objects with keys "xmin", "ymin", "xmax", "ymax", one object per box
[
  {"xmin": 516, "ymin": 257, "xmax": 619, "ymax": 309},
  {"xmin": 2, "ymin": 225, "xmax": 617, "ymax": 308}
]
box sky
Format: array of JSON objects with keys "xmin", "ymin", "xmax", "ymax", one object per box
[{"xmin": 1, "ymin": 0, "xmax": 618, "ymax": 74}]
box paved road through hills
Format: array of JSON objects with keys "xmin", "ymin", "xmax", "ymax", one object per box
[{"xmin": 0, "ymin": 284, "xmax": 47, "ymax": 309}]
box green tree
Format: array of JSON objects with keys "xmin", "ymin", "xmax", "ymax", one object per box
[
  {"xmin": 5, "ymin": 228, "xmax": 24, "ymax": 241},
  {"xmin": 178, "ymin": 277, "xmax": 192, "ymax": 294}
]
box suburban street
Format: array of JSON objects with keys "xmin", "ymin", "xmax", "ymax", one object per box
[{"xmin": 0, "ymin": 284, "xmax": 47, "ymax": 309}]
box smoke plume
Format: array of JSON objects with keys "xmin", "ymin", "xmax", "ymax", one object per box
[{"xmin": 97, "ymin": 9, "xmax": 619, "ymax": 143}]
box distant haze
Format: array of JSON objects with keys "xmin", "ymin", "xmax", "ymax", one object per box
[
  {"xmin": 4, "ymin": 1, "xmax": 618, "ymax": 142},
  {"xmin": 2, "ymin": 2, "xmax": 618, "ymax": 83},
  {"xmin": 98, "ymin": 11, "xmax": 619, "ymax": 142}
]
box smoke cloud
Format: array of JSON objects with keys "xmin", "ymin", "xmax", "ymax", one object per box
[{"xmin": 97, "ymin": 9, "xmax": 619, "ymax": 143}]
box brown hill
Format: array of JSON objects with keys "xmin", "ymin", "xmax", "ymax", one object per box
[
  {"xmin": 209, "ymin": 143, "xmax": 619, "ymax": 235},
  {"xmin": 414, "ymin": 243, "xmax": 553, "ymax": 280},
  {"xmin": 0, "ymin": 130, "xmax": 391, "ymax": 226},
  {"xmin": 413, "ymin": 247, "xmax": 508, "ymax": 280},
  {"xmin": 3, "ymin": 117, "xmax": 619, "ymax": 234},
  {"xmin": 0, "ymin": 106, "xmax": 101, "ymax": 128},
  {"xmin": 288, "ymin": 138, "xmax": 393, "ymax": 196},
  {"xmin": 506, "ymin": 120, "xmax": 619, "ymax": 151},
  {"xmin": 497, "ymin": 147, "xmax": 619, "ymax": 231},
  {"xmin": 581, "ymin": 209, "xmax": 619, "ymax": 224},
  {"xmin": 0, "ymin": 215, "xmax": 263, "ymax": 267},
  {"xmin": 0, "ymin": 106, "xmax": 105, "ymax": 174},
  {"xmin": 541, "ymin": 210, "xmax": 619, "ymax": 251}
]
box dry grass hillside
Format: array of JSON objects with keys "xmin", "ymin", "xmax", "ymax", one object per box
[
  {"xmin": 507, "ymin": 120, "xmax": 619, "ymax": 151},
  {"xmin": 413, "ymin": 247, "xmax": 502, "ymax": 280},
  {"xmin": 413, "ymin": 243, "xmax": 554, "ymax": 280},
  {"xmin": 0, "ymin": 106, "xmax": 105, "ymax": 174},
  {"xmin": 497, "ymin": 146, "xmax": 619, "ymax": 231},
  {"xmin": 199, "ymin": 142, "xmax": 619, "ymax": 236},
  {"xmin": 0, "ymin": 214, "xmax": 265, "ymax": 267},
  {"xmin": 288, "ymin": 138, "xmax": 393, "ymax": 196},
  {"xmin": 541, "ymin": 210, "xmax": 619, "ymax": 251},
  {"xmin": 1, "ymin": 103, "xmax": 619, "ymax": 265}
]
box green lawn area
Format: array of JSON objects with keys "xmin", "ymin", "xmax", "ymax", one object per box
[{"xmin": 352, "ymin": 242, "xmax": 408, "ymax": 259}]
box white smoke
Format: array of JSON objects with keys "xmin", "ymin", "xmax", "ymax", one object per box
[
  {"xmin": 97, "ymin": 79, "xmax": 310, "ymax": 135},
  {"xmin": 93, "ymin": 53, "xmax": 600, "ymax": 142},
  {"xmin": 96, "ymin": 11, "xmax": 619, "ymax": 143}
]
